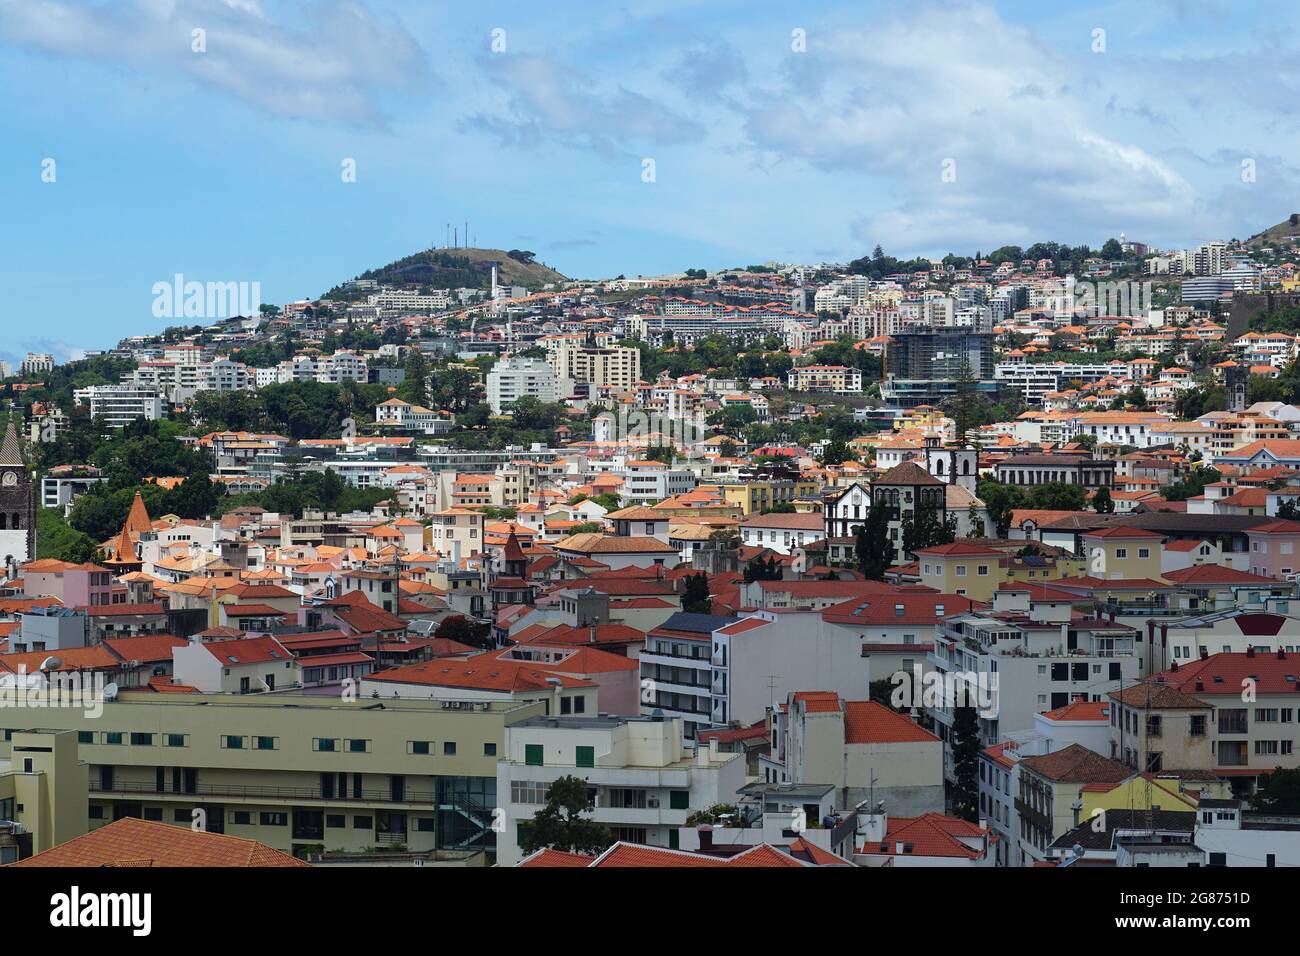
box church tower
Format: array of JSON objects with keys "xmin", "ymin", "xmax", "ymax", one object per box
[{"xmin": 0, "ymin": 420, "xmax": 36, "ymax": 574}]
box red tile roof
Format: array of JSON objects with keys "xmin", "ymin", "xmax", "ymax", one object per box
[
  {"xmin": 9, "ymin": 817, "xmax": 309, "ymax": 867},
  {"xmin": 843, "ymin": 700, "xmax": 940, "ymax": 744}
]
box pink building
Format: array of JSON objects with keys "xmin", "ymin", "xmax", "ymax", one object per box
[{"xmin": 1246, "ymin": 519, "xmax": 1300, "ymax": 580}]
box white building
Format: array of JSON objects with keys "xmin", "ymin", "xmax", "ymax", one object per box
[
  {"xmin": 73, "ymin": 384, "xmax": 165, "ymax": 427},
  {"xmin": 486, "ymin": 357, "xmax": 567, "ymax": 414},
  {"xmin": 495, "ymin": 713, "xmax": 746, "ymax": 866}
]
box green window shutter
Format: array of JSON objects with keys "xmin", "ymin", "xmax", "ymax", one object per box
[
  {"xmin": 525, "ymin": 744, "xmax": 543, "ymax": 766},
  {"xmin": 669, "ymin": 790, "xmax": 689, "ymax": 810},
  {"xmin": 576, "ymin": 746, "xmax": 594, "ymax": 768}
]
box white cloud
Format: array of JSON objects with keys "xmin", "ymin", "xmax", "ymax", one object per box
[
  {"xmin": 0, "ymin": 0, "xmax": 429, "ymax": 127},
  {"xmin": 732, "ymin": 2, "xmax": 1200, "ymax": 252}
]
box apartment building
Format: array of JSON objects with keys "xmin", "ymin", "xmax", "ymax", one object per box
[
  {"xmin": 785, "ymin": 364, "xmax": 863, "ymax": 394},
  {"xmin": 1015, "ymin": 744, "xmax": 1133, "ymax": 864},
  {"xmin": 485, "ymin": 357, "xmax": 567, "ymax": 414},
  {"xmin": 0, "ymin": 692, "xmax": 546, "ymax": 859},
  {"xmin": 928, "ymin": 605, "xmax": 1141, "ymax": 761},
  {"xmin": 547, "ymin": 338, "xmax": 641, "ymax": 390},
  {"xmin": 1140, "ymin": 651, "xmax": 1300, "ymax": 787},
  {"xmin": 73, "ymin": 384, "xmax": 165, "ymax": 427},
  {"xmin": 762, "ymin": 691, "xmax": 944, "ymax": 815},
  {"xmin": 495, "ymin": 713, "xmax": 746, "ymax": 866},
  {"xmin": 0, "ymin": 730, "xmax": 87, "ymax": 861}
]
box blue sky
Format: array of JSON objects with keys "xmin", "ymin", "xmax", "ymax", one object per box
[{"xmin": 2, "ymin": 0, "xmax": 1299, "ymax": 363}]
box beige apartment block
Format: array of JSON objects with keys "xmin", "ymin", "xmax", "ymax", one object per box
[{"xmin": 0, "ymin": 692, "xmax": 546, "ymax": 861}]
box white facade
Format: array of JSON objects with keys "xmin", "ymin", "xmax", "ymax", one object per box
[
  {"xmin": 486, "ymin": 357, "xmax": 566, "ymax": 414},
  {"xmin": 496, "ymin": 714, "xmax": 746, "ymax": 865}
]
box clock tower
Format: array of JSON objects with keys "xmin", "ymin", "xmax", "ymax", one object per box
[{"xmin": 0, "ymin": 420, "xmax": 35, "ymax": 575}]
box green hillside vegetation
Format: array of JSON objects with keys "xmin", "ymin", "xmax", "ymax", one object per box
[
  {"xmin": 325, "ymin": 247, "xmax": 567, "ymax": 300},
  {"xmin": 1245, "ymin": 214, "xmax": 1300, "ymax": 250}
]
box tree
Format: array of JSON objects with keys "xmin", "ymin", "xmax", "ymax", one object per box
[
  {"xmin": 977, "ymin": 478, "xmax": 1026, "ymax": 538},
  {"xmin": 743, "ymin": 556, "xmax": 783, "ymax": 583},
  {"xmin": 951, "ymin": 705, "xmax": 981, "ymax": 822},
  {"xmin": 1278, "ymin": 499, "xmax": 1300, "ymax": 521},
  {"xmin": 35, "ymin": 508, "xmax": 101, "ymax": 563},
  {"xmin": 819, "ymin": 439, "xmax": 856, "ymax": 466},
  {"xmin": 1250, "ymin": 768, "xmax": 1300, "ymax": 814},
  {"xmin": 1025, "ymin": 482, "xmax": 1087, "ymax": 512},
  {"xmin": 1093, "ymin": 486, "xmax": 1114, "ymax": 514},
  {"xmin": 855, "ymin": 505, "xmax": 891, "ymax": 579},
  {"xmin": 434, "ymin": 614, "xmax": 493, "ymax": 649},
  {"xmin": 1163, "ymin": 466, "xmax": 1222, "ymax": 502},
  {"xmin": 965, "ymin": 503, "xmax": 986, "ymax": 538},
  {"xmin": 400, "ymin": 350, "xmax": 430, "ymax": 407},
  {"xmin": 518, "ymin": 775, "xmax": 613, "ymax": 857},
  {"xmin": 681, "ymin": 573, "xmax": 712, "ymax": 614},
  {"xmin": 902, "ymin": 506, "xmax": 957, "ymax": 555}
]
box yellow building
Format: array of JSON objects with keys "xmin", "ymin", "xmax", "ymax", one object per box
[
  {"xmin": 915, "ymin": 542, "xmax": 1084, "ymax": 601},
  {"xmin": 719, "ymin": 478, "xmax": 818, "ymax": 516},
  {"xmin": 1080, "ymin": 527, "xmax": 1165, "ymax": 580},
  {"xmin": 0, "ymin": 729, "xmax": 88, "ymax": 861},
  {"xmin": 0, "ymin": 692, "xmax": 545, "ymax": 860}
]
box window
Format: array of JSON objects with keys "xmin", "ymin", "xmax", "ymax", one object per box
[
  {"xmin": 410, "ymin": 740, "xmax": 431, "ymax": 755},
  {"xmin": 222, "ymin": 735, "xmax": 245, "ymax": 749},
  {"xmin": 1190, "ymin": 715, "xmax": 1206, "ymax": 736},
  {"xmin": 230, "ymin": 810, "xmax": 252, "ymax": 825},
  {"xmin": 525, "ymin": 744, "xmax": 543, "ymax": 767},
  {"xmin": 77, "ymin": 730, "xmax": 93, "ymax": 744},
  {"xmin": 327, "ymin": 815, "xmax": 346, "ymax": 829},
  {"xmin": 165, "ymin": 734, "xmax": 186, "ymax": 748},
  {"xmin": 576, "ymin": 746, "xmax": 595, "ymax": 768},
  {"xmin": 314, "ymin": 738, "xmax": 337, "ymax": 752},
  {"xmin": 260, "ymin": 812, "xmax": 288, "ymax": 827},
  {"xmin": 353, "ymin": 816, "xmax": 373, "ymax": 830},
  {"xmin": 443, "ymin": 741, "xmax": 457, "ymax": 756},
  {"xmin": 103, "ymin": 732, "xmax": 123, "ymax": 745},
  {"xmin": 669, "ymin": 790, "xmax": 689, "ymax": 810},
  {"xmin": 254, "ymin": 736, "xmax": 276, "ymax": 751},
  {"xmin": 483, "ymin": 743, "xmax": 497, "ymax": 757},
  {"xmin": 130, "ymin": 732, "xmax": 154, "ymax": 746},
  {"xmin": 347, "ymin": 739, "xmax": 369, "ymax": 753},
  {"xmin": 143, "ymin": 807, "xmax": 163, "ymax": 821},
  {"xmin": 1115, "ymin": 548, "xmax": 1127, "ymax": 559}
]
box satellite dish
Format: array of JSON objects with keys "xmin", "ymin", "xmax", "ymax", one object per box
[
  {"xmin": 39, "ymin": 656, "xmax": 61, "ymax": 672},
  {"xmin": 102, "ymin": 682, "xmax": 119, "ymax": 701}
]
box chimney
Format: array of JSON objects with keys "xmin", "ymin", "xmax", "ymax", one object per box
[
  {"xmin": 1278, "ymin": 648, "xmax": 1287, "ymax": 660},
  {"xmin": 695, "ymin": 745, "xmax": 708, "ymax": 767},
  {"xmin": 1246, "ymin": 645, "xmax": 1256, "ymax": 658},
  {"xmin": 709, "ymin": 737, "xmax": 720, "ymax": 759},
  {"xmin": 697, "ymin": 827, "xmax": 712, "ymax": 849}
]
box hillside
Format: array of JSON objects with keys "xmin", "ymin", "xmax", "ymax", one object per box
[
  {"xmin": 1245, "ymin": 214, "xmax": 1300, "ymax": 250},
  {"xmin": 324, "ymin": 247, "xmax": 567, "ymax": 301}
]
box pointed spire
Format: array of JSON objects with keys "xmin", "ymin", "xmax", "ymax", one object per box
[
  {"xmin": 109, "ymin": 522, "xmax": 136, "ymax": 566},
  {"xmin": 0, "ymin": 420, "xmax": 23, "ymax": 467},
  {"xmin": 123, "ymin": 490, "xmax": 152, "ymax": 536}
]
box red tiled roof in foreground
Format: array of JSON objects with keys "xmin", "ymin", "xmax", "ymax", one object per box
[
  {"xmin": 856, "ymin": 813, "xmax": 990, "ymax": 859},
  {"xmin": 9, "ymin": 817, "xmax": 309, "ymax": 867}
]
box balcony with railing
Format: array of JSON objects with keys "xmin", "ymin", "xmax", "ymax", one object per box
[{"xmin": 89, "ymin": 779, "xmax": 439, "ymax": 807}]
